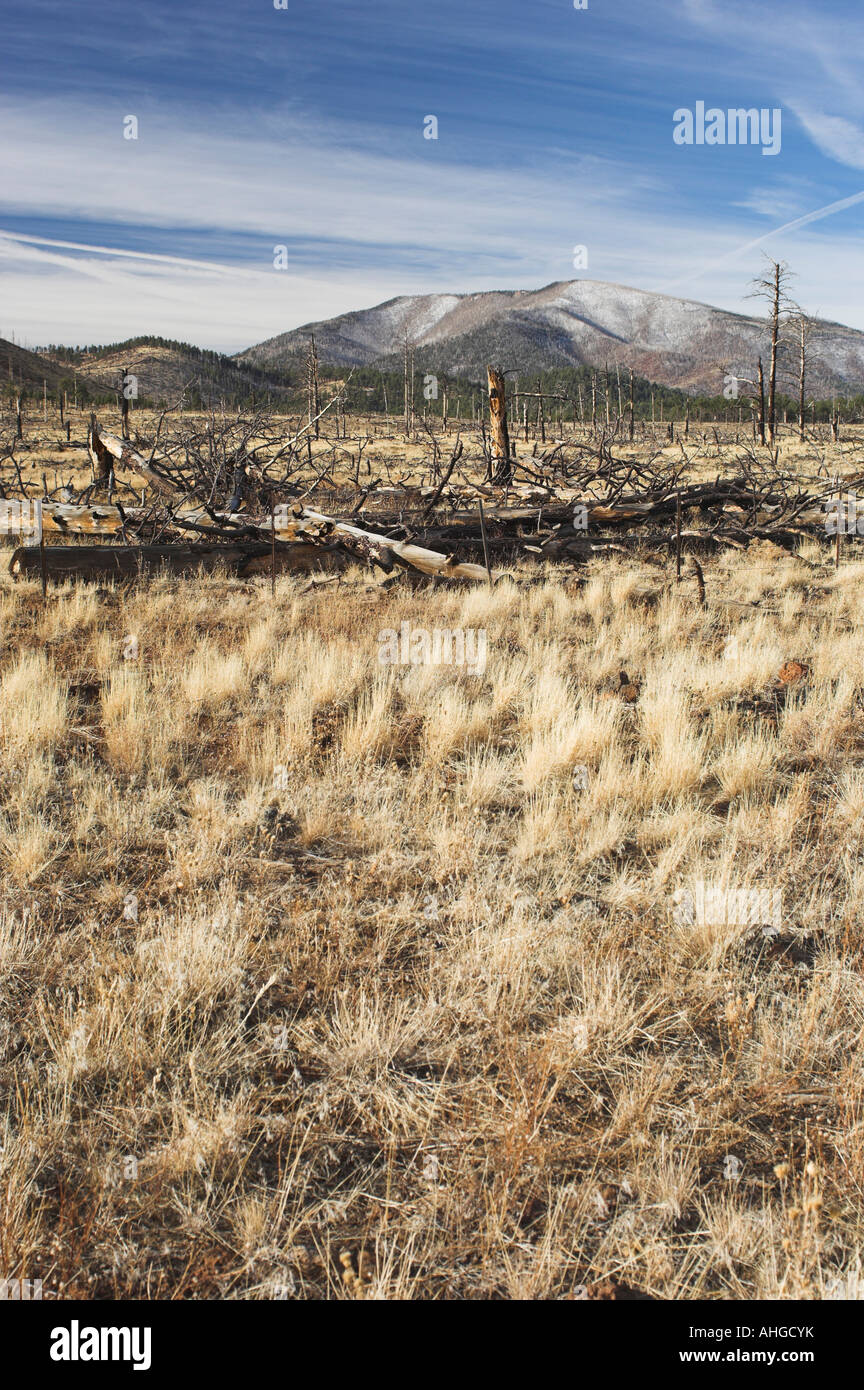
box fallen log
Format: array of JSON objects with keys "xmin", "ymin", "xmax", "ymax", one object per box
[
  {"xmin": 40, "ymin": 503, "xmax": 125, "ymax": 535},
  {"xmin": 10, "ymin": 545, "xmax": 240, "ymax": 582},
  {"xmin": 278, "ymin": 507, "xmax": 499, "ymax": 581},
  {"xmin": 9, "ymin": 542, "xmax": 348, "ymax": 583},
  {"xmin": 15, "ymin": 487, "xmax": 834, "ymax": 545}
]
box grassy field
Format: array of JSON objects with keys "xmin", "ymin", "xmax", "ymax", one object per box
[
  {"xmin": 7, "ymin": 401, "xmax": 864, "ymax": 497},
  {"xmin": 1, "ymin": 406, "xmax": 864, "ymax": 1300}
]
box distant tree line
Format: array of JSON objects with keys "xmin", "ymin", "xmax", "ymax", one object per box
[
  {"xmin": 35, "ymin": 336, "xmax": 248, "ymax": 369},
  {"xmin": 286, "ymin": 360, "xmax": 864, "ymax": 426},
  {"xmin": 13, "ymin": 329, "xmax": 864, "ymax": 423}
]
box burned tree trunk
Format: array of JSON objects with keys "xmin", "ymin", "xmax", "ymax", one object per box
[
  {"xmin": 9, "ymin": 541, "xmax": 349, "ymax": 584},
  {"xmin": 88, "ymin": 412, "xmax": 113, "ymax": 482},
  {"xmin": 403, "ymin": 340, "xmax": 414, "ymax": 438},
  {"xmin": 11, "ymin": 545, "xmax": 247, "ymax": 582},
  {"xmin": 282, "ymin": 506, "xmax": 497, "ymax": 582},
  {"xmin": 89, "ymin": 415, "xmax": 173, "ymax": 495},
  {"xmin": 487, "ymin": 365, "xmax": 512, "ymax": 484},
  {"xmin": 798, "ymin": 316, "xmax": 807, "ymax": 442},
  {"xmin": 306, "ymin": 334, "xmax": 320, "ymax": 439},
  {"xmin": 768, "ymin": 263, "xmax": 780, "ymax": 444},
  {"xmin": 756, "ymin": 358, "xmax": 766, "ymax": 446},
  {"xmin": 121, "ymin": 366, "xmax": 131, "ymax": 441}
]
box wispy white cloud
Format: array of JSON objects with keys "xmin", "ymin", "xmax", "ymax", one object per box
[
  {"xmin": 0, "ymin": 96, "xmax": 721, "ymax": 346},
  {"xmin": 788, "ymin": 109, "xmax": 864, "ymax": 172},
  {"xmin": 4, "ymin": 4, "xmax": 864, "ymax": 354},
  {"xmin": 0, "ymin": 98, "xmax": 663, "ymax": 261},
  {"xmin": 0, "ymin": 232, "xmax": 426, "ymax": 351},
  {"xmin": 680, "ymin": 0, "xmax": 864, "ymax": 171},
  {"xmin": 0, "ymin": 229, "xmax": 259, "ymax": 275}
]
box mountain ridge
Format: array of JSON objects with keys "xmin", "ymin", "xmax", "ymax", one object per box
[{"xmin": 236, "ymin": 279, "xmax": 864, "ymax": 396}]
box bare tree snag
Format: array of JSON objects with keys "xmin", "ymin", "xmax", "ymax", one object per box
[
  {"xmin": 487, "ymin": 366, "xmax": 512, "ymax": 484},
  {"xmin": 749, "ymin": 259, "xmax": 792, "ymax": 445},
  {"xmin": 306, "ymin": 334, "xmax": 320, "ymax": 439},
  {"xmin": 121, "ymin": 366, "xmax": 131, "ymax": 440},
  {"xmin": 403, "ymin": 340, "xmax": 415, "ymax": 437},
  {"xmin": 756, "ymin": 358, "xmax": 766, "ymax": 446},
  {"xmin": 798, "ymin": 315, "xmax": 808, "ymax": 442},
  {"xmin": 768, "ymin": 263, "xmax": 780, "ymax": 443},
  {"xmin": 88, "ymin": 412, "xmax": 112, "ymax": 482}
]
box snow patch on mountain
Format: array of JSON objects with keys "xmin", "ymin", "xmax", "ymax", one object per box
[{"xmin": 237, "ymin": 279, "xmax": 864, "ymax": 395}]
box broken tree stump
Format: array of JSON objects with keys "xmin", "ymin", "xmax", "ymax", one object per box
[
  {"xmin": 487, "ymin": 366, "xmax": 512, "ymax": 485},
  {"xmin": 89, "ymin": 416, "xmax": 174, "ymax": 495},
  {"xmin": 88, "ymin": 413, "xmax": 112, "ymax": 483}
]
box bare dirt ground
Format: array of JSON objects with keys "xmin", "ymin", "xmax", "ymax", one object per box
[{"xmin": 2, "ymin": 404, "xmax": 864, "ymax": 1300}]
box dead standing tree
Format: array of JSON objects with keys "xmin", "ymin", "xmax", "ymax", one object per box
[
  {"xmin": 794, "ymin": 312, "xmax": 818, "ymax": 443},
  {"xmin": 756, "ymin": 358, "xmax": 766, "ymax": 446},
  {"xmin": 487, "ymin": 365, "xmax": 512, "ymax": 484},
  {"xmin": 306, "ymin": 334, "xmax": 320, "ymax": 439},
  {"xmin": 403, "ymin": 339, "xmax": 415, "ymax": 438},
  {"xmin": 749, "ymin": 258, "xmax": 795, "ymax": 445},
  {"xmin": 120, "ymin": 365, "xmax": 132, "ymax": 441},
  {"xmin": 88, "ymin": 412, "xmax": 113, "ymax": 485}
]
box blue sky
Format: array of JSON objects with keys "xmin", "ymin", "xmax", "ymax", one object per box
[{"xmin": 2, "ymin": 0, "xmax": 864, "ymax": 350}]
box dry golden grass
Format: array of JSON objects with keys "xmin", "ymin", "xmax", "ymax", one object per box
[
  {"xmin": 3, "ymin": 408, "xmax": 864, "ymax": 1300},
  {"xmin": 13, "ymin": 403, "xmax": 864, "ymax": 499}
]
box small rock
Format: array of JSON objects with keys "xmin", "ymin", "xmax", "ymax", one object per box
[
  {"xmin": 777, "ymin": 660, "xmax": 809, "ymax": 685},
  {"xmin": 614, "ymin": 669, "xmax": 641, "ymax": 703},
  {"xmin": 583, "ymin": 1277, "xmax": 655, "ymax": 1300}
]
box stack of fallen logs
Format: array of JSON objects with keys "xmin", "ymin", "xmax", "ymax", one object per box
[{"xmin": 4, "ymin": 420, "xmax": 844, "ymax": 586}]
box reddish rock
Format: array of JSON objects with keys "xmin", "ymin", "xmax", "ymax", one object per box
[
  {"xmin": 617, "ymin": 670, "xmax": 641, "ymax": 703},
  {"xmin": 580, "ymin": 1277, "xmax": 655, "ymax": 1300},
  {"xmin": 777, "ymin": 660, "xmax": 809, "ymax": 685}
]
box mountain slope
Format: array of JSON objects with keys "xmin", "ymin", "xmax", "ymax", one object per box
[
  {"xmin": 42, "ymin": 339, "xmax": 295, "ymax": 408},
  {"xmin": 0, "ymin": 337, "xmax": 99, "ymax": 396},
  {"xmin": 237, "ymin": 280, "xmax": 864, "ymax": 396}
]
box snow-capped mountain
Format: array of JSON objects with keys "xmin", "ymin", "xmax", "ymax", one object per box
[{"xmin": 237, "ymin": 280, "xmax": 864, "ymax": 396}]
